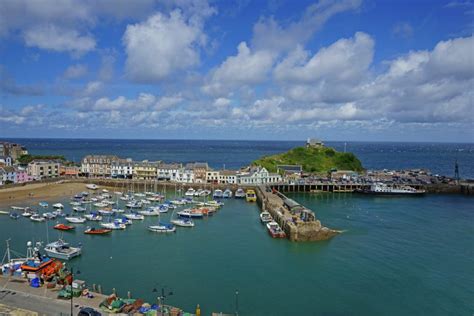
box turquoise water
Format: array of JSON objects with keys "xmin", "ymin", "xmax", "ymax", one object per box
[{"xmin": 1, "ymin": 193, "xmax": 473, "ymax": 315}]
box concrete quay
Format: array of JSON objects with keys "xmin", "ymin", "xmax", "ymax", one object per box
[{"xmin": 255, "ymin": 186, "xmax": 340, "ymax": 242}]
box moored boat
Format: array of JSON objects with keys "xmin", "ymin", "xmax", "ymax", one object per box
[
  {"xmin": 124, "ymin": 213, "xmax": 145, "ymax": 220},
  {"xmin": 185, "ymin": 188, "xmax": 196, "ymax": 197},
  {"xmin": 355, "ymin": 182, "xmax": 426, "ymax": 195},
  {"xmin": 86, "ymin": 184, "xmax": 98, "ymax": 190},
  {"xmin": 213, "ymin": 189, "xmax": 223, "ymax": 199},
  {"xmin": 246, "ymin": 190, "xmax": 257, "ymax": 202},
  {"xmin": 177, "ymin": 209, "xmax": 204, "ymax": 218},
  {"xmin": 260, "ymin": 211, "xmax": 272, "ymax": 224},
  {"xmin": 84, "ymin": 227, "xmax": 112, "ymax": 235},
  {"xmin": 44, "ymin": 239, "xmax": 82, "ymax": 260},
  {"xmin": 54, "ymin": 223, "xmax": 75, "ymax": 231},
  {"xmin": 148, "ymin": 223, "xmax": 176, "ymax": 233},
  {"xmin": 30, "ymin": 214, "xmax": 46, "ymax": 222},
  {"xmin": 65, "ymin": 216, "xmax": 87, "ymax": 224},
  {"xmin": 235, "ymin": 188, "xmax": 246, "ymax": 198},
  {"xmin": 170, "ymin": 218, "xmax": 195, "ymax": 227},
  {"xmin": 42, "ymin": 212, "xmax": 57, "ymax": 220},
  {"xmin": 223, "ymin": 189, "xmax": 233, "ymax": 198},
  {"xmin": 266, "ymin": 221, "xmax": 286, "ymax": 238},
  {"xmin": 84, "ymin": 213, "xmax": 103, "ymax": 221},
  {"xmin": 39, "ymin": 201, "xmax": 49, "ymax": 208},
  {"xmin": 73, "ymin": 206, "xmax": 87, "ymax": 212},
  {"xmin": 52, "ymin": 203, "xmax": 64, "ymax": 209},
  {"xmin": 100, "ymin": 222, "xmax": 126, "ymax": 230},
  {"xmin": 9, "ymin": 212, "xmax": 20, "ymax": 220}
]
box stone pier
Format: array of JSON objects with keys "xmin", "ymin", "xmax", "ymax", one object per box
[{"xmin": 255, "ymin": 185, "xmax": 340, "ymax": 242}]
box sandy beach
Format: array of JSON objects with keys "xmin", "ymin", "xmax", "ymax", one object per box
[{"xmin": 0, "ymin": 181, "xmax": 115, "ymax": 208}]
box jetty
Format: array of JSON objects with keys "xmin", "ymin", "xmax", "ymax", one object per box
[{"xmin": 255, "ymin": 185, "xmax": 340, "ymax": 242}]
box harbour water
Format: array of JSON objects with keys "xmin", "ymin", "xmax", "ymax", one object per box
[
  {"xmin": 0, "ymin": 192, "xmax": 473, "ymax": 315},
  {"xmin": 4, "ymin": 138, "xmax": 474, "ymax": 178}
]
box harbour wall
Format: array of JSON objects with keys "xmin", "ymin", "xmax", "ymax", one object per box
[{"xmin": 255, "ymin": 185, "xmax": 340, "ymax": 242}]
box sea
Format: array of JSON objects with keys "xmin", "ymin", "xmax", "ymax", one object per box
[{"xmin": 0, "ymin": 139, "xmax": 473, "ymax": 315}]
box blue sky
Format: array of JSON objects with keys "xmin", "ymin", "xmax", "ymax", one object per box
[{"xmin": 0, "ymin": 0, "xmax": 473, "ymax": 141}]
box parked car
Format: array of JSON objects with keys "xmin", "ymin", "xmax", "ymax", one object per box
[{"xmin": 78, "ymin": 307, "xmax": 101, "ymax": 316}]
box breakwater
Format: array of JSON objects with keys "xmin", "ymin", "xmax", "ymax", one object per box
[{"xmin": 255, "ymin": 185, "xmax": 340, "ymax": 242}]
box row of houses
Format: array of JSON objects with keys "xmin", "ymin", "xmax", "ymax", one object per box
[{"xmin": 81, "ymin": 155, "xmax": 282, "ymax": 185}]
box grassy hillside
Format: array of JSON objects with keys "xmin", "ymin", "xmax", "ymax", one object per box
[{"xmin": 253, "ymin": 146, "xmax": 364, "ymax": 173}]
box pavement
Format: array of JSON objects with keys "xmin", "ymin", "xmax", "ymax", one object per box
[{"xmin": 0, "ymin": 275, "xmax": 106, "ymax": 315}]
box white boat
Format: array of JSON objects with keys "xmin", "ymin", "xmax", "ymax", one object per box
[
  {"xmin": 205, "ymin": 200, "xmax": 224, "ymax": 208},
  {"xmin": 93, "ymin": 202, "xmax": 108, "ymax": 208},
  {"xmin": 73, "ymin": 206, "xmax": 86, "ymax": 212},
  {"xmin": 138, "ymin": 208, "xmax": 160, "ymax": 216},
  {"xmin": 170, "ymin": 218, "xmax": 195, "ymax": 227},
  {"xmin": 223, "ymin": 189, "xmax": 233, "ymax": 198},
  {"xmin": 148, "ymin": 223, "xmax": 176, "ymax": 233},
  {"xmin": 356, "ymin": 182, "xmax": 426, "ymax": 195},
  {"xmin": 84, "ymin": 213, "xmax": 102, "ymax": 221},
  {"xmin": 140, "ymin": 199, "xmax": 151, "ymax": 205},
  {"xmin": 114, "ymin": 218, "xmax": 132, "ymax": 225},
  {"xmin": 260, "ymin": 211, "xmax": 272, "ymax": 224},
  {"xmin": 112, "ymin": 208, "xmax": 125, "ymax": 213},
  {"xmin": 65, "ymin": 216, "xmax": 87, "ymax": 224},
  {"xmin": 86, "ymin": 184, "xmax": 98, "ymax": 190},
  {"xmin": 98, "ymin": 209, "xmax": 114, "ymax": 216},
  {"xmin": 213, "ymin": 189, "xmax": 223, "ymax": 198},
  {"xmin": 102, "ymin": 189, "xmax": 109, "ymax": 193},
  {"xmin": 100, "ymin": 222, "xmax": 126, "ymax": 230},
  {"xmin": 114, "ymin": 191, "xmax": 123, "ymax": 195},
  {"xmin": 52, "ymin": 203, "xmax": 64, "ymax": 209},
  {"xmin": 185, "ymin": 188, "xmax": 196, "ymax": 197},
  {"xmin": 21, "ymin": 210, "xmax": 33, "ymax": 217},
  {"xmin": 70, "ymin": 201, "xmax": 82, "ymax": 206},
  {"xmin": 42, "ymin": 212, "xmax": 57, "ymax": 220},
  {"xmin": 44, "ymin": 239, "xmax": 81, "ymax": 260},
  {"xmin": 235, "ymin": 188, "xmax": 246, "ymax": 198},
  {"xmin": 11, "ymin": 206, "xmax": 26, "ymax": 211},
  {"xmin": 177, "ymin": 209, "xmax": 204, "ymax": 218},
  {"xmin": 194, "ymin": 189, "xmax": 203, "ymax": 197},
  {"xmin": 0, "ymin": 210, "xmax": 9, "ymax": 215},
  {"xmin": 124, "ymin": 213, "xmax": 145, "ymax": 220},
  {"xmin": 30, "ymin": 214, "xmax": 45, "ymax": 222},
  {"xmin": 134, "ymin": 193, "xmax": 146, "ymax": 198},
  {"xmin": 202, "ymin": 190, "xmax": 211, "ymax": 196},
  {"xmin": 39, "ymin": 202, "xmax": 49, "ymax": 208},
  {"xmin": 126, "ymin": 201, "xmax": 143, "ymax": 209}
]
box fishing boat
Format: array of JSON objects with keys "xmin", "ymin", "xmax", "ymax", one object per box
[
  {"xmin": 20, "ymin": 242, "xmax": 55, "ymax": 273},
  {"xmin": 42, "ymin": 212, "xmax": 57, "ymax": 220},
  {"xmin": 84, "ymin": 213, "xmax": 103, "ymax": 221},
  {"xmin": 246, "ymin": 190, "xmax": 257, "ymax": 202},
  {"xmin": 73, "ymin": 206, "xmax": 86, "ymax": 212},
  {"xmin": 235, "ymin": 188, "xmax": 246, "ymax": 198},
  {"xmin": 65, "ymin": 216, "xmax": 87, "ymax": 224},
  {"xmin": 223, "ymin": 189, "xmax": 233, "ymax": 198},
  {"xmin": 260, "ymin": 211, "xmax": 272, "ymax": 224},
  {"xmin": 100, "ymin": 222, "xmax": 126, "ymax": 230},
  {"xmin": 39, "ymin": 201, "xmax": 49, "ymax": 208},
  {"xmin": 9, "ymin": 212, "xmax": 20, "ymax": 219},
  {"xmin": 54, "ymin": 223, "xmax": 75, "ymax": 231},
  {"xmin": 213, "ymin": 189, "xmax": 223, "ymax": 198},
  {"xmin": 185, "ymin": 188, "xmax": 196, "ymax": 196},
  {"xmin": 84, "ymin": 227, "xmax": 112, "ymax": 235},
  {"xmin": 266, "ymin": 221, "xmax": 286, "ymax": 238},
  {"xmin": 52, "ymin": 203, "xmax": 64, "ymax": 209},
  {"xmin": 30, "ymin": 214, "xmax": 46, "ymax": 222},
  {"xmin": 177, "ymin": 209, "xmax": 204, "ymax": 218},
  {"xmin": 148, "ymin": 223, "xmax": 176, "ymax": 233},
  {"xmin": 170, "ymin": 218, "xmax": 195, "ymax": 227},
  {"xmin": 44, "ymin": 239, "xmax": 82, "ymax": 260},
  {"xmin": 124, "ymin": 213, "xmax": 145, "ymax": 220},
  {"xmin": 86, "ymin": 184, "xmax": 98, "ymax": 190}
]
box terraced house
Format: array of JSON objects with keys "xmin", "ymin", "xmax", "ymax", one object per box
[
  {"xmin": 81, "ymin": 155, "xmax": 120, "ymax": 177},
  {"xmin": 133, "ymin": 161, "xmax": 161, "ymax": 180},
  {"xmin": 27, "ymin": 160, "xmax": 60, "ymax": 180}
]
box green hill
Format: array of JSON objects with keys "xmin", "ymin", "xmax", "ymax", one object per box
[{"xmin": 253, "ymin": 146, "xmax": 364, "ymax": 173}]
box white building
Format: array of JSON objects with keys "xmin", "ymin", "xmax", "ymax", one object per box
[
  {"xmin": 238, "ymin": 167, "xmax": 282, "ymax": 185},
  {"xmin": 0, "ymin": 156, "xmax": 12, "ymax": 166},
  {"xmin": 111, "ymin": 159, "xmax": 134, "ymax": 179},
  {"xmin": 218, "ymin": 170, "xmax": 238, "ymax": 184},
  {"xmin": 175, "ymin": 167, "xmax": 194, "ymax": 183},
  {"xmin": 0, "ymin": 166, "xmax": 16, "ymax": 185},
  {"xmin": 206, "ymin": 170, "xmax": 219, "ymax": 183},
  {"xmin": 27, "ymin": 160, "xmax": 60, "ymax": 179},
  {"xmin": 157, "ymin": 163, "xmax": 182, "ymax": 181}
]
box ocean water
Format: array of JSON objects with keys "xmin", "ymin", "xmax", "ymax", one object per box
[
  {"xmin": 3, "ymin": 138, "xmax": 474, "ymax": 178},
  {"xmin": 0, "ymin": 193, "xmax": 473, "ymax": 315}
]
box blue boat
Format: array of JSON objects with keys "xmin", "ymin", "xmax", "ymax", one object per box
[
  {"xmin": 39, "ymin": 202, "xmax": 49, "ymax": 208},
  {"xmin": 9, "ymin": 212, "xmax": 20, "ymax": 220}
]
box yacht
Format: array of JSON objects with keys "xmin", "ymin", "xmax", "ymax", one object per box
[
  {"xmin": 148, "ymin": 223, "xmax": 176, "ymax": 233},
  {"xmin": 185, "ymin": 188, "xmax": 196, "ymax": 197},
  {"xmin": 44, "ymin": 239, "xmax": 82, "ymax": 260},
  {"xmin": 52, "ymin": 203, "xmax": 64, "ymax": 209},
  {"xmin": 65, "ymin": 216, "xmax": 87, "ymax": 224},
  {"xmin": 223, "ymin": 189, "xmax": 233, "ymax": 198},
  {"xmin": 213, "ymin": 189, "xmax": 223, "ymax": 199},
  {"xmin": 85, "ymin": 213, "xmax": 103, "ymax": 221}
]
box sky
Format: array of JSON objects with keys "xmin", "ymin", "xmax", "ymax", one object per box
[{"xmin": 0, "ymin": 0, "xmax": 473, "ymax": 142}]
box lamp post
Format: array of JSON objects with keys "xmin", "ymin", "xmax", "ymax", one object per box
[
  {"xmin": 70, "ymin": 267, "xmax": 80, "ymax": 316},
  {"xmin": 152, "ymin": 285, "xmax": 173, "ymax": 316},
  {"xmin": 235, "ymin": 290, "xmax": 239, "ymax": 316}
]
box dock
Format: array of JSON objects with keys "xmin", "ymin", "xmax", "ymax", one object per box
[{"xmin": 255, "ymin": 186, "xmax": 340, "ymax": 242}]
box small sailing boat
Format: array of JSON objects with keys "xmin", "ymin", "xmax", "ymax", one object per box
[
  {"xmin": 148, "ymin": 223, "xmax": 176, "ymax": 233},
  {"xmin": 84, "ymin": 227, "xmax": 112, "ymax": 235},
  {"xmin": 100, "ymin": 222, "xmax": 126, "ymax": 230},
  {"xmin": 30, "ymin": 214, "xmax": 46, "ymax": 222},
  {"xmin": 52, "ymin": 203, "xmax": 64, "ymax": 209},
  {"xmin": 124, "ymin": 212, "xmax": 145, "ymax": 220},
  {"xmin": 84, "ymin": 213, "xmax": 103, "ymax": 221},
  {"xmin": 65, "ymin": 216, "xmax": 87, "ymax": 224},
  {"xmin": 170, "ymin": 218, "xmax": 195, "ymax": 227}
]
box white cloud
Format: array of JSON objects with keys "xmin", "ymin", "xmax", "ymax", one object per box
[
  {"xmin": 23, "ymin": 25, "xmax": 96, "ymax": 56},
  {"xmin": 123, "ymin": 10, "xmax": 207, "ymax": 82},
  {"xmin": 64, "ymin": 64, "xmax": 88, "ymax": 79},
  {"xmin": 155, "ymin": 95, "xmax": 184, "ymax": 111},
  {"xmin": 252, "ymin": 0, "xmax": 362, "ymax": 52},
  {"xmin": 81, "ymin": 81, "xmax": 103, "ymax": 96},
  {"xmin": 392, "ymin": 22, "xmax": 414, "ymax": 39},
  {"xmin": 203, "ymin": 42, "xmax": 275, "ymax": 96}
]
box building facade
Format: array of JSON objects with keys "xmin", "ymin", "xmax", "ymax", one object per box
[
  {"xmin": 186, "ymin": 162, "xmax": 208, "ymax": 183},
  {"xmin": 81, "ymin": 155, "xmax": 119, "ymax": 177},
  {"xmin": 27, "ymin": 160, "xmax": 60, "ymax": 179},
  {"xmin": 133, "ymin": 161, "xmax": 160, "ymax": 180},
  {"xmin": 157, "ymin": 163, "xmax": 182, "ymax": 181},
  {"xmin": 111, "ymin": 159, "xmax": 134, "ymax": 179},
  {"xmin": 238, "ymin": 167, "xmax": 282, "ymax": 185},
  {"xmin": 218, "ymin": 170, "xmax": 238, "ymax": 184},
  {"xmin": 206, "ymin": 170, "xmax": 220, "ymax": 183}
]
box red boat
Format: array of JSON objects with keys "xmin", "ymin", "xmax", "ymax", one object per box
[
  {"xmin": 266, "ymin": 221, "xmax": 286, "ymax": 238},
  {"xmin": 20, "ymin": 257, "xmax": 54, "ymax": 272},
  {"xmin": 84, "ymin": 227, "xmax": 112, "ymax": 235},
  {"xmin": 54, "ymin": 223, "xmax": 75, "ymax": 231}
]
